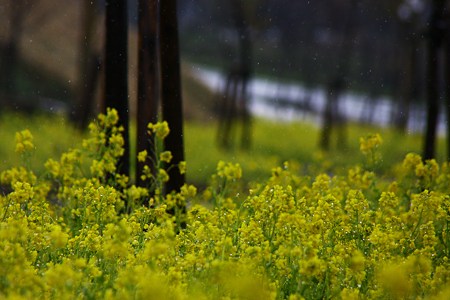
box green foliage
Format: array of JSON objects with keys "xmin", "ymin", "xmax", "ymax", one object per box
[{"xmin": 0, "ymin": 109, "xmax": 449, "ymax": 299}]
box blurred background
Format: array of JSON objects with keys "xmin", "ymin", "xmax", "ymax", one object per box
[
  {"xmin": 0, "ymin": 0, "xmax": 449, "ymax": 183},
  {"xmin": 180, "ymin": 0, "xmax": 448, "ymax": 133}
]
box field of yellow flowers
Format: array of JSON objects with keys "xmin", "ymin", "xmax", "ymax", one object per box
[{"xmin": 1, "ymin": 109, "xmax": 449, "ymax": 299}]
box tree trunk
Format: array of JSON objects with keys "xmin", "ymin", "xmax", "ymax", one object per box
[
  {"xmin": 319, "ymin": 0, "xmax": 357, "ymax": 150},
  {"xmin": 445, "ymin": 17, "xmax": 450, "ymax": 162},
  {"xmin": 104, "ymin": 0, "xmax": 130, "ymax": 176},
  {"xmin": 231, "ymin": 0, "xmax": 252, "ymax": 149},
  {"xmin": 395, "ymin": 28, "xmax": 416, "ymax": 133},
  {"xmin": 216, "ymin": 0, "xmax": 252, "ymax": 150},
  {"xmin": 423, "ymin": 0, "xmax": 444, "ymax": 160},
  {"xmin": 159, "ymin": 0, "xmax": 185, "ymax": 194},
  {"xmin": 136, "ymin": 0, "xmax": 159, "ymax": 188},
  {"xmin": 217, "ymin": 70, "xmax": 238, "ymax": 149},
  {"xmin": 320, "ymin": 79, "xmax": 344, "ymax": 150}
]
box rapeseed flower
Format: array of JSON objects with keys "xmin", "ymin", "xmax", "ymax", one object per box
[
  {"xmin": 0, "ymin": 111, "xmax": 449, "ymax": 299},
  {"xmin": 137, "ymin": 150, "xmax": 147, "ymax": 163},
  {"xmin": 160, "ymin": 151, "xmax": 173, "ymax": 163},
  {"xmin": 15, "ymin": 129, "xmax": 35, "ymax": 154},
  {"xmin": 148, "ymin": 121, "xmax": 170, "ymax": 139},
  {"xmin": 359, "ymin": 133, "xmax": 382, "ymax": 155}
]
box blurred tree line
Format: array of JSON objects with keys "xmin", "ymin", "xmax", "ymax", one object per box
[
  {"xmin": 179, "ymin": 0, "xmax": 450, "ymax": 159},
  {"xmin": 179, "ymin": 0, "xmax": 422, "ymax": 95}
]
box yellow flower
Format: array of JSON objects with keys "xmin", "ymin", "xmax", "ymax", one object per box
[
  {"xmin": 159, "ymin": 151, "xmax": 173, "ymax": 163},
  {"xmin": 1, "ymin": 108, "xmax": 450, "ymax": 299},
  {"xmin": 47, "ymin": 224, "xmax": 69, "ymax": 249},
  {"xmin": 217, "ymin": 161, "xmax": 242, "ymax": 180},
  {"xmin": 415, "ymin": 161, "xmax": 426, "ymax": 177},
  {"xmin": 148, "ymin": 121, "xmax": 170, "ymax": 140},
  {"xmin": 178, "ymin": 161, "xmax": 187, "ymax": 174},
  {"xmin": 127, "ymin": 185, "xmax": 149, "ymax": 202},
  {"xmin": 402, "ymin": 153, "xmax": 423, "ymax": 172},
  {"xmin": 181, "ymin": 184, "xmax": 197, "ymax": 198},
  {"xmin": 137, "ymin": 150, "xmax": 147, "ymax": 163},
  {"xmin": 300, "ymin": 256, "xmax": 326, "ymax": 278},
  {"xmin": 104, "ymin": 107, "xmax": 119, "ymax": 125},
  {"xmin": 159, "ymin": 169, "xmax": 169, "ymax": 183},
  {"xmin": 378, "ymin": 262, "xmax": 412, "ymax": 299},
  {"xmin": 359, "ymin": 133, "xmax": 383, "ymax": 155},
  {"xmin": 44, "ymin": 158, "xmax": 60, "ymax": 177},
  {"xmin": 15, "ymin": 129, "xmax": 35, "ymax": 154}
]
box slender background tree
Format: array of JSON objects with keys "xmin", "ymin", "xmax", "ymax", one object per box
[
  {"xmin": 159, "ymin": 0, "xmax": 185, "ymax": 193},
  {"xmin": 423, "ymin": 0, "xmax": 445, "ymax": 160},
  {"xmin": 104, "ymin": 0, "xmax": 130, "ymax": 176},
  {"xmin": 319, "ymin": 0, "xmax": 358, "ymax": 151},
  {"xmin": 136, "ymin": 0, "xmax": 159, "ymax": 188},
  {"xmin": 216, "ymin": 0, "xmax": 253, "ymax": 150},
  {"xmin": 443, "ymin": 0, "xmax": 450, "ymax": 161}
]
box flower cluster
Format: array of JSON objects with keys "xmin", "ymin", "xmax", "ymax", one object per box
[
  {"xmin": 0, "ymin": 111, "xmax": 449, "ymax": 299},
  {"xmin": 15, "ymin": 129, "xmax": 35, "ymax": 154},
  {"xmin": 359, "ymin": 133, "xmax": 383, "ymax": 168}
]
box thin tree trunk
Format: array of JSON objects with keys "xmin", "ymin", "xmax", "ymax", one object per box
[
  {"xmin": 240, "ymin": 77, "xmax": 251, "ymax": 149},
  {"xmin": 423, "ymin": 0, "xmax": 444, "ymax": 160},
  {"xmin": 396, "ymin": 29, "xmax": 416, "ymax": 132},
  {"xmin": 231, "ymin": 0, "xmax": 252, "ymax": 149},
  {"xmin": 136, "ymin": 0, "xmax": 159, "ymax": 188},
  {"xmin": 217, "ymin": 70, "xmax": 239, "ymax": 149},
  {"xmin": 320, "ymin": 80, "xmax": 343, "ymax": 150},
  {"xmin": 159, "ymin": 0, "xmax": 185, "ymax": 193},
  {"xmin": 319, "ymin": 0, "xmax": 357, "ymax": 150},
  {"xmin": 445, "ymin": 21, "xmax": 450, "ymax": 161},
  {"xmin": 104, "ymin": 0, "xmax": 130, "ymax": 176},
  {"xmin": 423, "ymin": 44, "xmax": 439, "ymax": 161}
]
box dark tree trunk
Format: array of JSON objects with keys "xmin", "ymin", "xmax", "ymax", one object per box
[
  {"xmin": 216, "ymin": 0, "xmax": 253, "ymax": 150},
  {"xmin": 320, "ymin": 79, "xmax": 344, "ymax": 151},
  {"xmin": 445, "ymin": 13, "xmax": 450, "ymax": 162},
  {"xmin": 320, "ymin": 98, "xmax": 333, "ymax": 151},
  {"xmin": 104, "ymin": 0, "xmax": 130, "ymax": 176},
  {"xmin": 231, "ymin": 0, "xmax": 252, "ymax": 150},
  {"xmin": 217, "ymin": 70, "xmax": 239, "ymax": 149},
  {"xmin": 395, "ymin": 29, "xmax": 417, "ymax": 133},
  {"xmin": 319, "ymin": 0, "xmax": 357, "ymax": 150},
  {"xmin": 159, "ymin": 0, "xmax": 185, "ymax": 193},
  {"xmin": 73, "ymin": 0, "xmax": 100, "ymax": 129},
  {"xmin": 231, "ymin": 0, "xmax": 252, "ymax": 74},
  {"xmin": 423, "ymin": 47, "xmax": 439, "ymax": 160},
  {"xmin": 136, "ymin": 0, "xmax": 159, "ymax": 187},
  {"xmin": 423, "ymin": 0, "xmax": 444, "ymax": 160}
]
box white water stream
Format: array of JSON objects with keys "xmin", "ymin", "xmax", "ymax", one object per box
[{"xmin": 189, "ymin": 64, "xmax": 446, "ymax": 135}]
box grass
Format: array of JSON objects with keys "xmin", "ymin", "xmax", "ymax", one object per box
[
  {"xmin": 0, "ymin": 107, "xmax": 447, "ymax": 189},
  {"xmin": 185, "ymin": 118, "xmax": 447, "ymax": 185},
  {"xmin": 0, "ymin": 108, "xmax": 446, "ymax": 187},
  {"xmin": 0, "ymin": 112, "xmax": 82, "ymax": 172}
]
